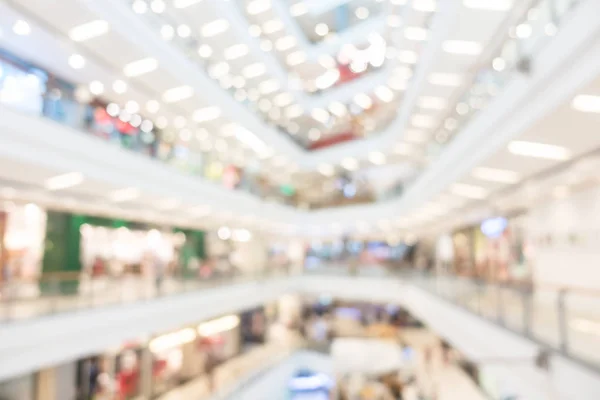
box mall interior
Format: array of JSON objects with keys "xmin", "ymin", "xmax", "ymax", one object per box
[{"xmin": 0, "ymin": 0, "xmax": 599, "ymax": 399}]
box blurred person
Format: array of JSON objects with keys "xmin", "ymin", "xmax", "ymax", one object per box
[{"xmin": 154, "ymin": 255, "xmax": 165, "ymax": 293}]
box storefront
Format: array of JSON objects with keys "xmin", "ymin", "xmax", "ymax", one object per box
[
  {"xmin": 0, "ymin": 49, "xmax": 46, "ymax": 115},
  {"xmin": 0, "ymin": 203, "xmax": 47, "ymax": 291}
]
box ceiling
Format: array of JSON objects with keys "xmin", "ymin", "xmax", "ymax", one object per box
[{"xmin": 0, "ymin": 0, "xmax": 599, "ymax": 239}]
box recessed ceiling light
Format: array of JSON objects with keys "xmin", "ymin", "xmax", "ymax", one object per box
[
  {"xmin": 450, "ymin": 183, "xmax": 488, "ymax": 199},
  {"xmin": 193, "ymin": 106, "xmax": 221, "ymax": 122},
  {"xmin": 262, "ymin": 19, "xmax": 284, "ymax": 34},
  {"xmin": 150, "ymin": 0, "xmax": 166, "ymax": 13},
  {"xmin": 315, "ymin": 23, "xmax": 330, "ymax": 37},
  {"xmin": 123, "ymin": 57, "xmax": 158, "ymax": 77},
  {"xmin": 354, "ymin": 93, "xmax": 373, "ymax": 109},
  {"xmin": 177, "ymin": 24, "xmax": 192, "ymax": 38},
  {"xmin": 276, "ymin": 35, "xmax": 297, "ymax": 51},
  {"xmin": 68, "ymin": 54, "xmax": 86, "ymax": 69},
  {"xmin": 418, "ymin": 96, "xmax": 447, "ymax": 110},
  {"xmin": 201, "ymin": 19, "xmax": 229, "ymax": 37},
  {"xmin": 318, "ymin": 164, "xmax": 335, "ymax": 176},
  {"xmin": 411, "ymin": 114, "xmax": 436, "ymax": 128},
  {"xmin": 13, "ymin": 20, "xmax": 31, "ymax": 36},
  {"xmin": 428, "ymin": 73, "xmax": 462, "ymax": 87},
  {"xmin": 243, "ymin": 63, "xmax": 267, "ymax": 79},
  {"xmin": 45, "ymin": 172, "xmax": 84, "ymax": 191},
  {"xmin": 110, "ymin": 187, "xmax": 141, "ymax": 202},
  {"xmin": 515, "ymin": 23, "xmax": 532, "ymax": 38},
  {"xmin": 375, "ymin": 86, "xmax": 394, "ymax": 103},
  {"xmin": 285, "ymin": 104, "xmax": 304, "ymax": 118},
  {"xmin": 290, "ymin": 2, "xmax": 308, "ymax": 16},
  {"xmin": 106, "ymin": 103, "xmax": 120, "ymax": 117},
  {"xmin": 258, "ymin": 79, "xmax": 280, "ymax": 94},
  {"xmin": 315, "ymin": 69, "xmax": 340, "ymax": 89},
  {"xmin": 198, "ymin": 44, "xmax": 213, "ymax": 58},
  {"xmin": 146, "ymin": 100, "xmax": 160, "ymax": 114},
  {"xmin": 443, "ymin": 40, "xmax": 482, "ymax": 55},
  {"xmin": 368, "ymin": 151, "xmax": 387, "ymax": 165},
  {"xmin": 162, "ymin": 85, "xmax": 194, "ymax": 103},
  {"xmin": 328, "ymin": 101, "xmax": 347, "ymax": 117},
  {"xmin": 398, "ymin": 50, "xmax": 418, "ymax": 64},
  {"xmin": 571, "ymin": 95, "xmax": 600, "ymax": 113},
  {"xmin": 492, "ymin": 57, "xmax": 506, "ymax": 71},
  {"xmin": 311, "ymin": 108, "xmax": 330, "ymax": 124},
  {"xmin": 508, "ymin": 140, "xmax": 571, "ymax": 160},
  {"xmin": 404, "ymin": 26, "xmax": 428, "ymax": 41},
  {"xmin": 173, "ymin": 0, "xmax": 203, "ymax": 8},
  {"xmin": 132, "ymin": 0, "xmax": 148, "ymax": 13},
  {"xmin": 224, "ymin": 44, "xmax": 249, "ymax": 60},
  {"xmin": 69, "ymin": 20, "xmax": 109, "ymax": 42},
  {"xmin": 387, "ymin": 15, "xmax": 403, "ymax": 28},
  {"xmin": 286, "ymin": 51, "xmax": 307, "ymax": 66},
  {"xmin": 160, "ymin": 25, "xmax": 175, "ymax": 40},
  {"xmin": 247, "ymin": 0, "xmax": 271, "ymax": 15},
  {"xmin": 89, "ymin": 81, "xmax": 104, "ymax": 95},
  {"xmin": 125, "ymin": 100, "xmax": 140, "ymax": 114},
  {"xmin": 341, "ymin": 157, "xmax": 359, "ymax": 171},
  {"xmin": 355, "ymin": 6, "xmax": 370, "ymax": 19},
  {"xmin": 274, "ymin": 92, "xmax": 294, "ymax": 107},
  {"xmin": 472, "ymin": 167, "xmax": 520, "ymax": 184},
  {"xmin": 463, "ymin": 0, "xmax": 512, "ymax": 11},
  {"xmin": 413, "ymin": 0, "xmax": 437, "ymax": 12}
]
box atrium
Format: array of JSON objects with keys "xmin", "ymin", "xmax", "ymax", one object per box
[{"xmin": 0, "ymin": 0, "xmax": 599, "ymax": 399}]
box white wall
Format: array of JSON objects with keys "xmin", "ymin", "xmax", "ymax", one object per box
[{"xmin": 526, "ymin": 186, "xmax": 600, "ymax": 290}]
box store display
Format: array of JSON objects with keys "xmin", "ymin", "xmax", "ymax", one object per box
[{"xmin": 0, "ymin": 53, "xmax": 45, "ymax": 115}]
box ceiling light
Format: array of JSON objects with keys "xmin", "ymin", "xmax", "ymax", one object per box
[
  {"xmin": 354, "ymin": 93, "xmax": 372, "ymax": 109},
  {"xmin": 328, "ymin": 101, "xmax": 347, "ymax": 117},
  {"xmin": 388, "ymin": 76, "xmax": 408, "ymax": 91},
  {"xmin": 209, "ymin": 62, "xmax": 230, "ymax": 79},
  {"xmin": 201, "ymin": 19, "xmax": 229, "ymax": 37},
  {"xmin": 418, "ymin": 96, "xmax": 447, "ymax": 110},
  {"xmin": 463, "ymin": 0, "xmax": 512, "ymax": 10},
  {"xmin": 276, "ymin": 36, "xmax": 297, "ymax": 51},
  {"xmin": 315, "ymin": 69, "xmax": 340, "ymax": 89},
  {"xmin": 472, "ymin": 167, "xmax": 520, "ymax": 184},
  {"xmin": 132, "ymin": 0, "xmax": 148, "ymax": 13},
  {"xmin": 125, "ymin": 100, "xmax": 139, "ymax": 114},
  {"xmin": 234, "ymin": 126, "xmax": 269, "ymax": 153},
  {"xmin": 411, "ymin": 114, "xmax": 436, "ymax": 128},
  {"xmin": 224, "ymin": 44, "xmax": 249, "ymax": 60},
  {"xmin": 355, "ymin": 6, "xmax": 369, "ymax": 19},
  {"xmin": 516, "ymin": 23, "xmax": 532, "ymax": 38},
  {"xmin": 193, "ymin": 106, "xmax": 221, "ymax": 122},
  {"xmin": 290, "ymin": 2, "xmax": 308, "ymax": 16},
  {"xmin": 243, "ymin": 63, "xmax": 266, "ymax": 79},
  {"xmin": 508, "ymin": 140, "xmax": 571, "ymax": 160},
  {"xmin": 318, "ymin": 164, "xmax": 335, "ymax": 176},
  {"xmin": 110, "ymin": 187, "xmax": 141, "ymax": 202},
  {"xmin": 150, "ymin": 0, "xmax": 166, "ymax": 13},
  {"xmin": 387, "ymin": 15, "xmax": 403, "ymax": 28},
  {"xmin": 341, "ymin": 157, "xmax": 359, "ymax": 171},
  {"xmin": 492, "ymin": 57, "xmax": 506, "ymax": 71},
  {"xmin": 262, "ymin": 20, "xmax": 284, "ymax": 34},
  {"xmin": 308, "ymin": 128, "xmax": 321, "ymax": 141},
  {"xmin": 451, "ymin": 183, "xmax": 488, "ymax": 199},
  {"xmin": 69, "ymin": 20, "xmax": 109, "ymax": 42},
  {"xmin": 68, "ymin": 54, "xmax": 85, "ymax": 69},
  {"xmin": 285, "ymin": 104, "xmax": 304, "ymax": 118},
  {"xmin": 286, "ymin": 51, "xmax": 307, "ymax": 66},
  {"xmin": 140, "ymin": 120, "xmax": 154, "ymax": 132},
  {"xmin": 572, "ymin": 95, "xmax": 600, "ymax": 113},
  {"xmin": 404, "ymin": 26, "xmax": 428, "ymax": 41},
  {"xmin": 177, "ymin": 24, "xmax": 192, "ymax": 38},
  {"xmin": 173, "ymin": 0, "xmax": 203, "ymax": 8},
  {"xmin": 232, "ymin": 76, "xmax": 246, "ymax": 88},
  {"xmin": 45, "ymin": 172, "xmax": 84, "ymax": 191},
  {"xmin": 259, "ymin": 79, "xmax": 280, "ymax": 94},
  {"xmin": 258, "ymin": 98, "xmax": 272, "ymax": 112},
  {"xmin": 368, "ymin": 151, "xmax": 387, "ymax": 165},
  {"xmin": 198, "ymin": 44, "xmax": 213, "ymax": 58},
  {"xmin": 247, "ymin": 0, "xmax": 271, "ymax": 15},
  {"xmin": 311, "ymin": 108, "xmax": 330, "ymax": 124},
  {"xmin": 146, "ymin": 100, "xmax": 160, "ymax": 113},
  {"xmin": 274, "ymin": 92, "xmax": 294, "ymax": 107},
  {"xmin": 13, "ymin": 20, "xmax": 31, "ymax": 36},
  {"xmin": 413, "ymin": 0, "xmax": 437, "ymax": 11},
  {"xmin": 123, "ymin": 57, "xmax": 158, "ymax": 77},
  {"xmin": 89, "ymin": 81, "xmax": 104, "ymax": 95},
  {"xmin": 429, "ymin": 73, "xmax": 462, "ymax": 86},
  {"xmin": 162, "ymin": 86, "xmax": 194, "ymax": 103},
  {"xmin": 394, "ymin": 143, "xmax": 413, "ymax": 154},
  {"xmin": 443, "ymin": 40, "xmax": 482, "ymax": 55},
  {"xmin": 315, "ymin": 23, "xmax": 330, "ymax": 37},
  {"xmin": 375, "ymin": 86, "xmax": 394, "ymax": 103},
  {"xmin": 106, "ymin": 103, "xmax": 120, "ymax": 117},
  {"xmin": 398, "ymin": 50, "xmax": 418, "ymax": 64},
  {"xmin": 130, "ymin": 114, "xmax": 142, "ymax": 127},
  {"xmin": 160, "ymin": 25, "xmax": 175, "ymax": 40}
]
